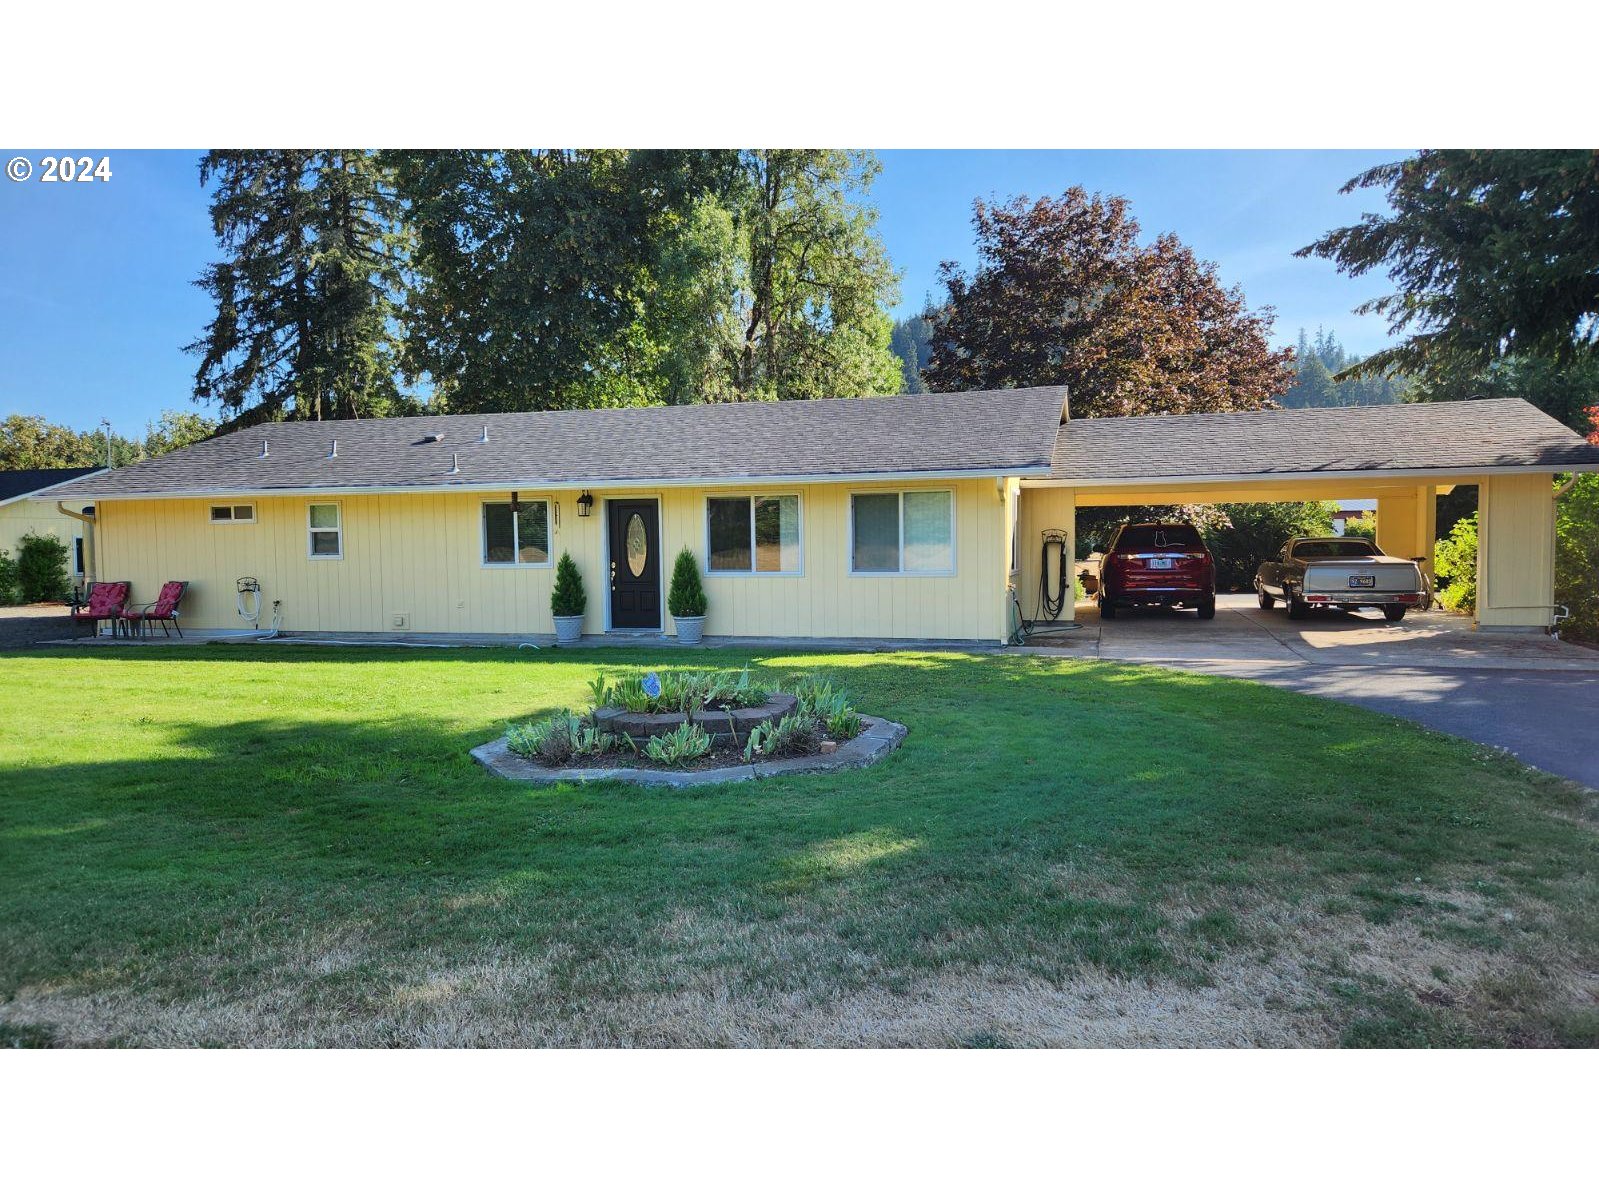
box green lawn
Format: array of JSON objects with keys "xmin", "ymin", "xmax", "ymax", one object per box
[{"xmin": 1, "ymin": 644, "xmax": 1594, "ymax": 1048}]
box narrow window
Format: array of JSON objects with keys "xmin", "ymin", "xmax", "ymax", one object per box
[
  {"xmin": 850, "ymin": 490, "xmax": 954, "ymax": 575},
  {"xmin": 73, "ymin": 536, "xmax": 85, "ymax": 575},
  {"xmin": 754, "ymin": 495, "xmax": 800, "ymax": 573},
  {"xmin": 706, "ymin": 495, "xmax": 801, "ymax": 574},
  {"xmin": 903, "ymin": 491, "xmax": 954, "ymax": 573},
  {"xmin": 209, "ymin": 503, "xmax": 255, "ymax": 523},
  {"xmin": 308, "ymin": 503, "xmax": 342, "ymax": 559},
  {"xmin": 481, "ymin": 500, "xmax": 550, "ymax": 566}
]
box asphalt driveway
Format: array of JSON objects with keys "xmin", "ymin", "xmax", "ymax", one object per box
[
  {"xmin": 0, "ymin": 604, "xmax": 90, "ymax": 649},
  {"xmin": 1019, "ymin": 595, "xmax": 1599, "ymax": 789}
]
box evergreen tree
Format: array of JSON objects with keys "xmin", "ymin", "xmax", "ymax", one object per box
[
  {"xmin": 188, "ymin": 150, "xmax": 408, "ymax": 425},
  {"xmin": 890, "ymin": 311, "xmax": 935, "ymax": 394},
  {"xmin": 1276, "ymin": 329, "xmax": 1407, "ymax": 408},
  {"xmin": 1300, "ymin": 150, "xmax": 1599, "ymax": 387}
]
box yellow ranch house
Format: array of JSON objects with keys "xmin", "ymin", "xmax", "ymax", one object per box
[{"xmin": 39, "ymin": 389, "xmax": 1599, "ymax": 642}]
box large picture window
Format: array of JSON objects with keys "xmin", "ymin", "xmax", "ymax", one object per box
[
  {"xmin": 850, "ymin": 490, "xmax": 953, "ymax": 575},
  {"xmin": 706, "ymin": 495, "xmax": 801, "ymax": 574},
  {"xmin": 482, "ymin": 500, "xmax": 550, "ymax": 566},
  {"xmin": 307, "ymin": 503, "xmax": 342, "ymax": 559}
]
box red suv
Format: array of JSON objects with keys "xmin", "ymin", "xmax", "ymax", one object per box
[{"xmin": 1096, "ymin": 521, "xmax": 1216, "ymax": 620}]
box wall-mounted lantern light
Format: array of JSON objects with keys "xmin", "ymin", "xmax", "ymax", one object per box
[{"xmin": 577, "ymin": 490, "xmax": 594, "ymax": 518}]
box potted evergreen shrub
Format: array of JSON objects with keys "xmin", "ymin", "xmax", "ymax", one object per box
[
  {"xmin": 667, "ymin": 547, "xmax": 708, "ymax": 645},
  {"xmin": 551, "ymin": 551, "xmax": 586, "ymax": 647}
]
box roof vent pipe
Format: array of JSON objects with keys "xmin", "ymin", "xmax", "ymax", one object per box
[
  {"xmin": 328, "ymin": 439, "xmax": 339, "ymax": 459},
  {"xmin": 448, "ymin": 452, "xmax": 460, "ymax": 475},
  {"xmin": 260, "ymin": 439, "xmax": 269, "ymax": 459},
  {"xmin": 480, "ymin": 424, "xmax": 490, "ymax": 444}
]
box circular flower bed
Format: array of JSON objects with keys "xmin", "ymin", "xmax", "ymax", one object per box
[{"xmin": 473, "ymin": 668, "xmax": 905, "ymax": 786}]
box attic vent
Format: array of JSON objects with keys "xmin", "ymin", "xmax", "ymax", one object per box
[
  {"xmin": 328, "ymin": 438, "xmax": 339, "ymax": 459},
  {"xmin": 423, "ymin": 432, "xmax": 445, "ymax": 443}
]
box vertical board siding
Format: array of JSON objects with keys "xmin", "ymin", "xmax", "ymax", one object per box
[
  {"xmin": 1477, "ymin": 472, "xmax": 1556, "ymax": 628},
  {"xmin": 94, "ymin": 478, "xmax": 1010, "ymax": 641},
  {"xmin": 0, "ymin": 501, "xmax": 94, "ymax": 580}
]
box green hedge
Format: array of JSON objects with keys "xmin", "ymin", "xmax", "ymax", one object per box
[{"xmin": 16, "ymin": 533, "xmax": 69, "ymax": 603}]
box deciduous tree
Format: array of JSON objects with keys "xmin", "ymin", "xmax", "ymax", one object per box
[
  {"xmin": 927, "ymin": 189, "xmax": 1294, "ymax": 416},
  {"xmin": 393, "ymin": 150, "xmax": 736, "ymax": 411}
]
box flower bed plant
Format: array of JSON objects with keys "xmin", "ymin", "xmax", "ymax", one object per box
[
  {"xmin": 503, "ymin": 670, "xmax": 869, "ymax": 772},
  {"xmin": 588, "ymin": 667, "xmax": 769, "ymax": 715}
]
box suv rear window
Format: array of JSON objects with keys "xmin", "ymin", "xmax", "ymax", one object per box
[{"xmin": 1113, "ymin": 524, "xmax": 1204, "ymax": 550}]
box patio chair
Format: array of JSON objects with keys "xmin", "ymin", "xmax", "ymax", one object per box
[
  {"xmin": 122, "ymin": 581, "xmax": 188, "ymax": 639},
  {"xmin": 71, "ymin": 581, "xmax": 131, "ymax": 638}
]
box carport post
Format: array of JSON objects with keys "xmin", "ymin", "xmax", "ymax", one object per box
[
  {"xmin": 1375, "ymin": 484, "xmax": 1437, "ymax": 574},
  {"xmin": 1475, "ymin": 473, "xmax": 1557, "ymax": 632}
]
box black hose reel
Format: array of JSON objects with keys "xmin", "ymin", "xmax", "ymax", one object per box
[{"xmin": 1010, "ymin": 528, "xmax": 1081, "ymax": 643}]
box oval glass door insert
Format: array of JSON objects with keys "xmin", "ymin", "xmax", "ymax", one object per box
[{"xmin": 625, "ymin": 513, "xmax": 648, "ymax": 577}]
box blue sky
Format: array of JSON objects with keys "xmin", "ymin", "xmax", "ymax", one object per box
[{"xmin": 0, "ymin": 149, "xmax": 1404, "ymax": 437}]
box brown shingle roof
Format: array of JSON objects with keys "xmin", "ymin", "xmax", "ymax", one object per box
[
  {"xmin": 45, "ymin": 387, "xmax": 1069, "ymax": 499},
  {"xmin": 1050, "ymin": 398, "xmax": 1599, "ymax": 481}
]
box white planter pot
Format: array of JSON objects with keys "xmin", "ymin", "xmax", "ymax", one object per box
[
  {"xmin": 552, "ymin": 615, "xmax": 585, "ymax": 646},
  {"xmin": 672, "ymin": 615, "xmax": 706, "ymax": 646}
]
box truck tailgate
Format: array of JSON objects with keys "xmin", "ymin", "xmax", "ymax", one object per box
[{"xmin": 1304, "ymin": 557, "xmax": 1420, "ymax": 593}]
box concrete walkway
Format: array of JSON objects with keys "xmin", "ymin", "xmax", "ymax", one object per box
[{"xmin": 1019, "ymin": 595, "xmax": 1599, "ymax": 788}]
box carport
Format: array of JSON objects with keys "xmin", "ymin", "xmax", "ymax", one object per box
[{"xmin": 1015, "ymin": 397, "xmax": 1599, "ymax": 634}]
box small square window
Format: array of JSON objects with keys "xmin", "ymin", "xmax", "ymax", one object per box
[
  {"xmin": 481, "ymin": 500, "xmax": 550, "ymax": 567},
  {"xmin": 308, "ymin": 503, "xmax": 342, "ymax": 559}
]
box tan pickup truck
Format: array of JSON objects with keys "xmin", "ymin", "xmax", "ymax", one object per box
[{"xmin": 1254, "ymin": 536, "xmax": 1425, "ymax": 622}]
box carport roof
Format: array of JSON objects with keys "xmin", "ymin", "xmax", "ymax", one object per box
[{"xmin": 1049, "ymin": 397, "xmax": 1599, "ymax": 483}]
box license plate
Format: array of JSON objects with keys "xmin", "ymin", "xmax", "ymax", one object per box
[
  {"xmin": 1149, "ymin": 558, "xmax": 1174, "ymax": 570},
  {"xmin": 1348, "ymin": 575, "xmax": 1376, "ymax": 588}
]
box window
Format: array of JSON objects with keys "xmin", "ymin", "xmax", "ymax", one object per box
[
  {"xmin": 850, "ymin": 490, "xmax": 954, "ymax": 575},
  {"xmin": 73, "ymin": 535, "xmax": 85, "ymax": 576},
  {"xmin": 307, "ymin": 503, "xmax": 342, "ymax": 559},
  {"xmin": 706, "ymin": 495, "xmax": 801, "ymax": 574},
  {"xmin": 482, "ymin": 500, "xmax": 550, "ymax": 566},
  {"xmin": 209, "ymin": 503, "xmax": 255, "ymax": 523}
]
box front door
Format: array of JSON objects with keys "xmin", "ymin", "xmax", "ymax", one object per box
[{"xmin": 608, "ymin": 499, "xmax": 661, "ymax": 629}]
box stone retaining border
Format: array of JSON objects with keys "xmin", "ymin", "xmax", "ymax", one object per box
[
  {"xmin": 471, "ymin": 715, "xmax": 907, "ymax": 788},
  {"xmin": 593, "ymin": 693, "xmax": 798, "ymax": 747}
]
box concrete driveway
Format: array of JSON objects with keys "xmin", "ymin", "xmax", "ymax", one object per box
[{"xmin": 1019, "ymin": 595, "xmax": 1599, "ymax": 788}]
